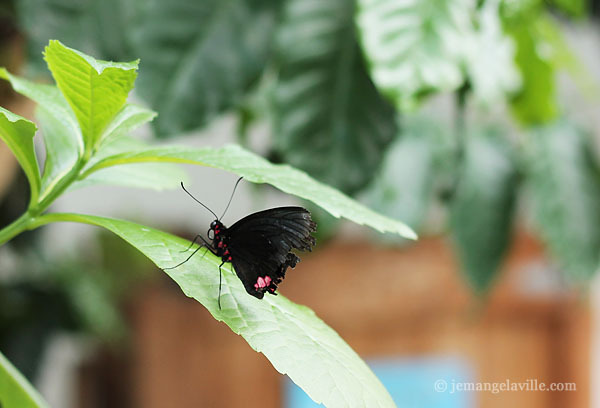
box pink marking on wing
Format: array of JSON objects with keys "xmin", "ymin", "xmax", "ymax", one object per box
[
  {"xmin": 264, "ymin": 276, "xmax": 272, "ymax": 286},
  {"xmin": 254, "ymin": 283, "xmax": 259, "ymax": 289},
  {"xmin": 257, "ymin": 277, "xmax": 266, "ymax": 288}
]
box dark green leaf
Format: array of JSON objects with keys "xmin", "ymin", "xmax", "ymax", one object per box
[
  {"xmin": 16, "ymin": 0, "xmax": 134, "ymax": 73},
  {"xmin": 450, "ymin": 133, "xmax": 517, "ymax": 293},
  {"xmin": 273, "ymin": 0, "xmax": 397, "ymax": 194},
  {"xmin": 130, "ymin": 0, "xmax": 279, "ymax": 136}
]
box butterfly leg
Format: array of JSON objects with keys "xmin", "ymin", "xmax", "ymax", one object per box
[
  {"xmin": 218, "ymin": 260, "xmax": 226, "ymax": 310},
  {"xmin": 180, "ymin": 234, "xmax": 203, "ymax": 253},
  {"xmin": 164, "ymin": 242, "xmax": 216, "ymax": 270}
]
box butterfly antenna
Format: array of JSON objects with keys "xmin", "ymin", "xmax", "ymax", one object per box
[
  {"xmin": 220, "ymin": 176, "xmax": 243, "ymax": 220},
  {"xmin": 180, "ymin": 182, "xmax": 218, "ymax": 219}
]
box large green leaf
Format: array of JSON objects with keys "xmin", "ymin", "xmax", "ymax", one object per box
[
  {"xmin": 43, "ymin": 40, "xmax": 138, "ymax": 154},
  {"xmin": 130, "ymin": 0, "xmax": 279, "ymax": 136},
  {"xmin": 525, "ymin": 121, "xmax": 600, "ymax": 281},
  {"xmin": 0, "ymin": 107, "xmax": 40, "ymax": 206},
  {"xmin": 450, "ymin": 133, "xmax": 518, "ymax": 293},
  {"xmin": 81, "ymin": 144, "xmax": 416, "ymax": 238},
  {"xmin": 356, "ymin": 0, "xmax": 474, "ymax": 108},
  {"xmin": 34, "ymin": 212, "xmax": 396, "ymax": 408},
  {"xmin": 0, "ymin": 350, "xmax": 50, "ymax": 408},
  {"xmin": 273, "ymin": 0, "xmax": 397, "ymax": 194}
]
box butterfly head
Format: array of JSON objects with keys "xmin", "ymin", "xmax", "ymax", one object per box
[{"xmin": 208, "ymin": 219, "xmax": 225, "ymax": 240}]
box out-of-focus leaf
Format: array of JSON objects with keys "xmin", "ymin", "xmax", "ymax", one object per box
[
  {"xmin": 0, "ymin": 108, "xmax": 40, "ymax": 206},
  {"xmin": 43, "ymin": 40, "xmax": 138, "ymax": 154},
  {"xmin": 273, "ymin": 0, "xmax": 397, "ymax": 194},
  {"xmin": 130, "ymin": 0, "xmax": 279, "ymax": 136},
  {"xmin": 548, "ymin": 0, "xmax": 587, "ymax": 18},
  {"xmin": 463, "ymin": 0, "xmax": 520, "ymax": 104},
  {"xmin": 361, "ymin": 119, "xmax": 439, "ymax": 235},
  {"xmin": 36, "ymin": 212, "xmax": 397, "ymax": 408},
  {"xmin": 0, "ymin": 350, "xmax": 50, "ymax": 408},
  {"xmin": 502, "ymin": 9, "xmax": 558, "ymax": 124},
  {"xmin": 16, "ymin": 0, "xmax": 134, "ymax": 73},
  {"xmin": 356, "ymin": 0, "xmax": 474, "ymax": 108},
  {"xmin": 450, "ymin": 132, "xmax": 517, "ymax": 293},
  {"xmin": 525, "ymin": 120, "xmax": 600, "ymax": 281},
  {"xmin": 82, "ymin": 144, "xmax": 417, "ymax": 238}
]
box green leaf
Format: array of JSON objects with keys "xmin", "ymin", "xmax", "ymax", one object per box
[
  {"xmin": 82, "ymin": 144, "xmax": 416, "ymax": 238},
  {"xmin": 0, "ymin": 68, "xmax": 82, "ymax": 199},
  {"xmin": 361, "ymin": 118, "xmax": 439, "ymax": 235},
  {"xmin": 463, "ymin": 0, "xmax": 520, "ymax": 105},
  {"xmin": 356, "ymin": 0, "xmax": 474, "ymax": 108},
  {"xmin": 43, "ymin": 40, "xmax": 138, "ymax": 154},
  {"xmin": 16, "ymin": 0, "xmax": 134, "ymax": 74},
  {"xmin": 36, "ymin": 212, "xmax": 396, "ymax": 407},
  {"xmin": 450, "ymin": 133, "xmax": 518, "ymax": 293},
  {"xmin": 70, "ymin": 163, "xmax": 188, "ymax": 191},
  {"xmin": 130, "ymin": 0, "xmax": 279, "ymax": 136},
  {"xmin": 0, "ymin": 350, "xmax": 50, "ymax": 408},
  {"xmin": 0, "ymin": 107, "xmax": 40, "ymax": 206},
  {"xmin": 525, "ymin": 121, "xmax": 600, "ymax": 281},
  {"xmin": 503, "ymin": 11, "xmax": 558, "ymax": 124},
  {"xmin": 273, "ymin": 0, "xmax": 397, "ymax": 194},
  {"xmin": 96, "ymin": 104, "xmax": 156, "ymax": 151}
]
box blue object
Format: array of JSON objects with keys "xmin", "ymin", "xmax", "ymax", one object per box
[{"xmin": 285, "ymin": 355, "xmax": 474, "ymax": 408}]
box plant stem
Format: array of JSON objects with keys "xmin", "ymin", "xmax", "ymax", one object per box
[
  {"xmin": 0, "ymin": 212, "xmax": 35, "ymax": 246},
  {"xmin": 0, "ymin": 157, "xmax": 88, "ymax": 246}
]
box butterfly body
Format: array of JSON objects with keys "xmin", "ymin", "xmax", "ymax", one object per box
[{"xmin": 207, "ymin": 207, "xmax": 317, "ymax": 299}]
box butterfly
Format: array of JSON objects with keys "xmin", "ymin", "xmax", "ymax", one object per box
[{"xmin": 165, "ymin": 178, "xmax": 317, "ymax": 308}]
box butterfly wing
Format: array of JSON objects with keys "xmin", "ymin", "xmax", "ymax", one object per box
[{"xmin": 227, "ymin": 207, "xmax": 316, "ymax": 298}]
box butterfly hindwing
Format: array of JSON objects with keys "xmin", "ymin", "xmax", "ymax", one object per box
[{"xmin": 227, "ymin": 207, "xmax": 316, "ymax": 298}]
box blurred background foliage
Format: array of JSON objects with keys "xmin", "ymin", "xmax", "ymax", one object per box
[{"xmin": 1, "ymin": 0, "xmax": 600, "ymax": 384}]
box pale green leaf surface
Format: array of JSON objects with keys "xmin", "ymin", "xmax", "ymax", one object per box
[
  {"xmin": 356, "ymin": 0, "xmax": 474, "ymax": 108},
  {"xmin": 525, "ymin": 121, "xmax": 600, "ymax": 280},
  {"xmin": 273, "ymin": 0, "xmax": 397, "ymax": 194},
  {"xmin": 463, "ymin": 0, "xmax": 520, "ymax": 104},
  {"xmin": 0, "ymin": 107, "xmax": 40, "ymax": 205},
  {"xmin": 83, "ymin": 144, "xmax": 417, "ymax": 238},
  {"xmin": 43, "ymin": 40, "xmax": 138, "ymax": 151},
  {"xmin": 0, "ymin": 350, "xmax": 50, "ymax": 408},
  {"xmin": 42, "ymin": 213, "xmax": 396, "ymax": 408},
  {"xmin": 70, "ymin": 163, "xmax": 188, "ymax": 192},
  {"xmin": 97, "ymin": 104, "xmax": 156, "ymax": 150}
]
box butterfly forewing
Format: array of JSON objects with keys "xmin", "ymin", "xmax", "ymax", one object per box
[{"xmin": 226, "ymin": 207, "xmax": 316, "ymax": 298}]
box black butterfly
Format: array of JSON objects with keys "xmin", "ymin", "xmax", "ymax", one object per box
[{"xmin": 166, "ymin": 178, "xmax": 317, "ymax": 307}]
